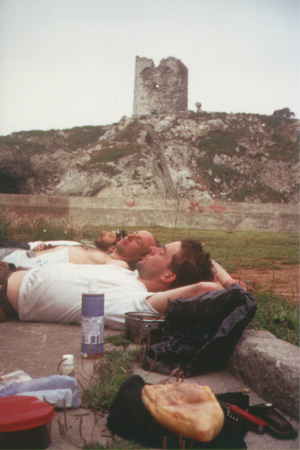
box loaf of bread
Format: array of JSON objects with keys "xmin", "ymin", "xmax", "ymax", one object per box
[{"xmin": 141, "ymin": 382, "xmax": 224, "ymax": 442}]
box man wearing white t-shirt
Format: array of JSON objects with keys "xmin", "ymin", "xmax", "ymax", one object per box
[{"xmin": 0, "ymin": 238, "xmax": 241, "ymax": 327}]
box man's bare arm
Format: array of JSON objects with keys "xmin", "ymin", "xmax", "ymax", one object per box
[
  {"xmin": 212, "ymin": 259, "xmax": 235, "ymax": 286},
  {"xmin": 212, "ymin": 260, "xmax": 247, "ymax": 290},
  {"xmin": 146, "ymin": 281, "xmax": 221, "ymax": 313}
]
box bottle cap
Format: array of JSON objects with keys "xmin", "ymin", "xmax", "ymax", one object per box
[
  {"xmin": 88, "ymin": 280, "xmax": 99, "ymax": 292},
  {"xmin": 62, "ymin": 354, "xmax": 74, "ymax": 365}
]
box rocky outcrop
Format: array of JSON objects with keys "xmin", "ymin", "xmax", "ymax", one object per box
[{"xmin": 0, "ymin": 112, "xmax": 299, "ymax": 203}]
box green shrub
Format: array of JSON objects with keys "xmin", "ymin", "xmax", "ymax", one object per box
[
  {"xmin": 104, "ymin": 334, "xmax": 131, "ymax": 347},
  {"xmin": 0, "ymin": 136, "xmax": 45, "ymax": 153},
  {"xmin": 89, "ymin": 144, "xmax": 142, "ymax": 164},
  {"xmin": 0, "ymin": 210, "xmax": 88, "ymax": 242},
  {"xmin": 83, "ymin": 348, "xmax": 135, "ymax": 412},
  {"xmin": 231, "ymin": 181, "xmax": 289, "ymax": 203},
  {"xmin": 259, "ymin": 114, "xmax": 293, "ymax": 129},
  {"xmin": 250, "ymin": 291, "xmax": 299, "ymax": 346},
  {"xmin": 267, "ymin": 133, "xmax": 299, "ymax": 162},
  {"xmin": 117, "ymin": 120, "xmax": 142, "ymax": 142},
  {"xmin": 197, "ymin": 134, "xmax": 237, "ymax": 156},
  {"xmin": 68, "ymin": 126, "xmax": 105, "ymax": 145},
  {"xmin": 188, "ymin": 110, "xmax": 212, "ymax": 120}
]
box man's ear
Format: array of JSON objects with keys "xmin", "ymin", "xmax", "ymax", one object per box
[
  {"xmin": 107, "ymin": 245, "xmax": 116, "ymax": 254},
  {"xmin": 160, "ymin": 270, "xmax": 176, "ymax": 285}
]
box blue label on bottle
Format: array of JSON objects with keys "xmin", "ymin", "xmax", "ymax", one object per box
[
  {"xmin": 81, "ymin": 293, "xmax": 104, "ymax": 317},
  {"xmin": 81, "ymin": 293, "xmax": 105, "ymax": 357}
]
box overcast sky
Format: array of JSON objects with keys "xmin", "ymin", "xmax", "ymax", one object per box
[{"xmin": 0, "ymin": 0, "xmax": 299, "ymax": 135}]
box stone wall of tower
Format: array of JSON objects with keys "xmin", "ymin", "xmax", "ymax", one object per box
[{"xmin": 133, "ymin": 56, "xmax": 188, "ymax": 117}]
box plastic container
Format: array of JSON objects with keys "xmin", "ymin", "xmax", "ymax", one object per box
[
  {"xmin": 59, "ymin": 354, "xmax": 75, "ymax": 377},
  {"xmin": 0, "ymin": 395, "xmax": 55, "ymax": 449},
  {"xmin": 81, "ymin": 280, "xmax": 104, "ymax": 359}
]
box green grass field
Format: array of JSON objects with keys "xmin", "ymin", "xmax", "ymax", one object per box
[{"xmin": 128, "ymin": 227, "xmax": 299, "ymax": 271}]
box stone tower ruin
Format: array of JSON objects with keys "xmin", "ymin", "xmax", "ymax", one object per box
[{"xmin": 133, "ymin": 56, "xmax": 188, "ymax": 117}]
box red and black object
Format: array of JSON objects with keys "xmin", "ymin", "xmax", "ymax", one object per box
[
  {"xmin": 248, "ymin": 403, "xmax": 298, "ymax": 439},
  {"xmin": 220, "ymin": 402, "xmax": 266, "ymax": 434},
  {"xmin": 220, "ymin": 401, "xmax": 298, "ymax": 439}
]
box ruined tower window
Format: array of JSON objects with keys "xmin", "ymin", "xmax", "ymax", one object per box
[{"xmin": 153, "ymin": 82, "xmax": 160, "ymax": 89}]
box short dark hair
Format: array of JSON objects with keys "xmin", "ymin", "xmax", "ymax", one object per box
[{"xmin": 167, "ymin": 238, "xmax": 215, "ymax": 289}]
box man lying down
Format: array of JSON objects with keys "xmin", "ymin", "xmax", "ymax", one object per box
[
  {"xmin": 0, "ymin": 229, "xmax": 127, "ymax": 255},
  {"xmin": 0, "ymin": 238, "xmax": 244, "ymax": 328},
  {"xmin": 0, "ymin": 230, "xmax": 155, "ymax": 271}
]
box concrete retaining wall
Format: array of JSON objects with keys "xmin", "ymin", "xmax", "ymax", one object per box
[
  {"xmin": 0, "ymin": 194, "xmax": 299, "ymax": 232},
  {"xmin": 227, "ymin": 329, "xmax": 300, "ymax": 419}
]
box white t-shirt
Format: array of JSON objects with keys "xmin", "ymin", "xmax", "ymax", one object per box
[
  {"xmin": 28, "ymin": 240, "xmax": 82, "ymax": 250},
  {"xmin": 18, "ymin": 263, "xmax": 157, "ymax": 328},
  {"xmin": 3, "ymin": 248, "xmax": 69, "ymax": 269}
]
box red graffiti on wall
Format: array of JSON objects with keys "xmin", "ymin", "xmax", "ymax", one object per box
[
  {"xmin": 125, "ymin": 201, "xmax": 135, "ymax": 208},
  {"xmin": 208, "ymin": 202, "xmax": 227, "ymax": 213},
  {"xmin": 188, "ymin": 202, "xmax": 206, "ymax": 213},
  {"xmin": 188, "ymin": 201, "xmax": 227, "ymax": 214}
]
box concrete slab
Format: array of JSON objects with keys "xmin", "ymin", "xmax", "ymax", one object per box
[
  {"xmin": 0, "ymin": 321, "xmax": 299, "ymax": 450},
  {"xmin": 227, "ymin": 329, "xmax": 300, "ymax": 419}
]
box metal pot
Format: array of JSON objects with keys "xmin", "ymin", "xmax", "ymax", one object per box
[{"xmin": 124, "ymin": 311, "xmax": 165, "ymax": 344}]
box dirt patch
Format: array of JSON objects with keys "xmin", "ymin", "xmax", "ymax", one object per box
[{"xmin": 232, "ymin": 264, "xmax": 299, "ymax": 303}]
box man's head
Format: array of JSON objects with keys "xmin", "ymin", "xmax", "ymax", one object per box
[
  {"xmin": 95, "ymin": 229, "xmax": 127, "ymax": 253},
  {"xmin": 137, "ymin": 238, "xmax": 214, "ymax": 291},
  {"xmin": 115, "ymin": 230, "xmax": 159, "ymax": 262},
  {"xmin": 167, "ymin": 238, "xmax": 215, "ymax": 289}
]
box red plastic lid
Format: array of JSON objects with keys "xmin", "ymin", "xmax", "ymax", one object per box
[{"xmin": 0, "ymin": 396, "xmax": 55, "ymax": 432}]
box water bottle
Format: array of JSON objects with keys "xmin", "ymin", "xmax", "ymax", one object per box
[
  {"xmin": 81, "ymin": 280, "xmax": 104, "ymax": 359},
  {"xmin": 59, "ymin": 354, "xmax": 75, "ymax": 377}
]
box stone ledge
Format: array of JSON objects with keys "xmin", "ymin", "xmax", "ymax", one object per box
[{"xmin": 226, "ymin": 329, "xmax": 299, "ymax": 419}]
